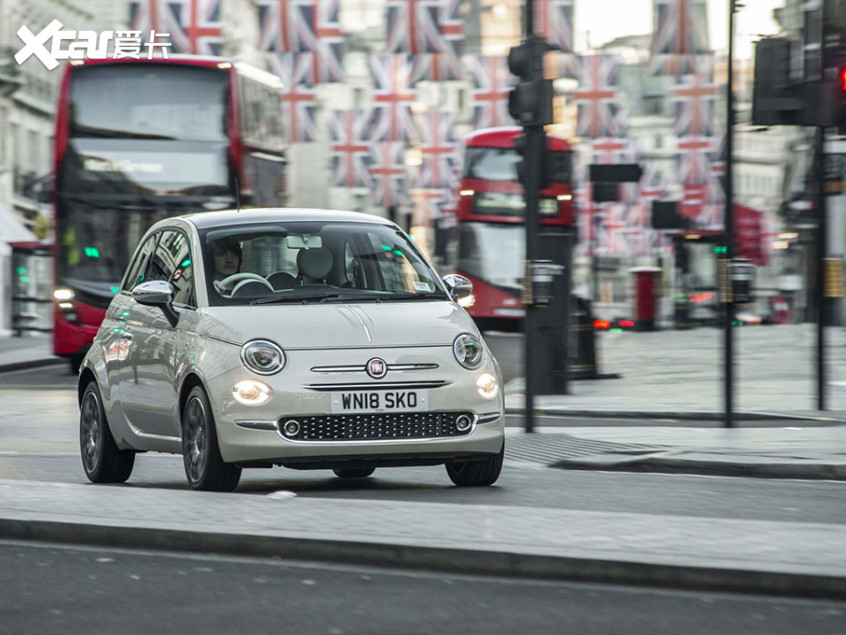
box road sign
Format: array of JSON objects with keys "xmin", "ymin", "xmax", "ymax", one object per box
[{"xmin": 589, "ymin": 163, "xmax": 643, "ymax": 183}]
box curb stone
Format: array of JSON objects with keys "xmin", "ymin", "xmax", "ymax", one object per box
[
  {"xmin": 1, "ymin": 518, "xmax": 845, "ymax": 600},
  {"xmin": 504, "ymin": 406, "xmax": 846, "ymax": 424}
]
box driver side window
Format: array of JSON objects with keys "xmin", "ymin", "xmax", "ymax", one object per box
[{"xmin": 122, "ymin": 234, "xmax": 158, "ymax": 292}]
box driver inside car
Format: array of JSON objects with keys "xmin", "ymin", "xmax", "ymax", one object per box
[{"xmin": 211, "ymin": 236, "xmax": 243, "ymax": 295}]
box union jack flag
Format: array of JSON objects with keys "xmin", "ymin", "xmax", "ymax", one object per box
[
  {"xmin": 408, "ymin": 0, "xmax": 464, "ymax": 80},
  {"xmin": 369, "ymin": 55, "xmax": 418, "ymax": 143},
  {"xmin": 534, "ymin": 0, "xmax": 574, "ymax": 53},
  {"xmin": 469, "ymin": 56, "xmax": 516, "ymax": 130},
  {"xmin": 411, "ymin": 53, "xmax": 462, "ymax": 83},
  {"xmin": 311, "ymin": 0, "xmax": 345, "ymax": 82},
  {"xmin": 128, "ymin": 0, "xmax": 156, "ymax": 33},
  {"xmin": 677, "ymin": 136, "xmax": 722, "ymax": 224},
  {"xmin": 574, "ymin": 55, "xmax": 626, "ymax": 139},
  {"xmin": 329, "ymin": 109, "xmax": 373, "ymax": 188},
  {"xmin": 257, "ymin": 0, "xmax": 314, "ymax": 53},
  {"xmin": 590, "ymin": 137, "xmax": 634, "ymax": 165},
  {"xmin": 129, "ymin": 0, "xmax": 223, "ymax": 55},
  {"xmin": 411, "ymin": 187, "xmax": 452, "ymax": 227},
  {"xmin": 268, "ymin": 53, "xmax": 318, "ymax": 143},
  {"xmin": 370, "ymin": 142, "xmax": 408, "ymax": 208},
  {"xmin": 414, "ymin": 111, "xmax": 459, "ymax": 190},
  {"xmin": 671, "ymin": 70, "xmax": 717, "ymax": 138},
  {"xmin": 648, "ymin": 0, "xmax": 711, "ymax": 76},
  {"xmin": 257, "ymin": 0, "xmax": 344, "ymax": 82},
  {"xmin": 600, "ymin": 204, "xmax": 632, "ymax": 255},
  {"xmin": 386, "ymin": 0, "xmax": 456, "ymax": 55}
]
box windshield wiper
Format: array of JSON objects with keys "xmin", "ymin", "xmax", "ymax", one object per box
[
  {"xmin": 382, "ymin": 291, "xmax": 449, "ymax": 301},
  {"xmin": 251, "ymin": 295, "xmax": 311, "ymax": 305},
  {"xmin": 251, "ymin": 292, "xmax": 380, "ymax": 305}
]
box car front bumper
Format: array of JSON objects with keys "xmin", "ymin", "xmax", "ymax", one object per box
[{"xmin": 206, "ymin": 346, "xmax": 505, "ymax": 465}]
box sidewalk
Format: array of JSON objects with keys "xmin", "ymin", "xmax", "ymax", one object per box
[
  {"xmin": 499, "ymin": 323, "xmax": 846, "ymax": 420},
  {"xmin": 1, "ymin": 478, "xmax": 844, "ymax": 598},
  {"xmin": 0, "ymin": 334, "xmax": 59, "ymax": 372},
  {"xmin": 505, "ymin": 426, "xmax": 846, "ymax": 480}
]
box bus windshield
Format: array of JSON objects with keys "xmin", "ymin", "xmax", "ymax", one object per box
[
  {"xmin": 458, "ymin": 223, "xmax": 525, "ymax": 291},
  {"xmin": 58, "ymin": 202, "xmax": 171, "ymax": 288},
  {"xmin": 463, "ymin": 146, "xmax": 572, "ymax": 183},
  {"xmin": 70, "ymin": 64, "xmax": 228, "ymax": 142}
]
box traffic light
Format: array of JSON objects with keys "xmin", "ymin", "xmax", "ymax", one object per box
[{"xmin": 507, "ymin": 37, "xmax": 554, "ymax": 127}]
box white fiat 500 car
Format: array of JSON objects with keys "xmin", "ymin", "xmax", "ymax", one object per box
[{"xmin": 78, "ymin": 209, "xmax": 505, "ymax": 492}]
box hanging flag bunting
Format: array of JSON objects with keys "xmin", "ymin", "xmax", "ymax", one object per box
[
  {"xmin": 369, "ymin": 55, "xmax": 419, "ymax": 143},
  {"xmin": 329, "ymin": 109, "xmax": 373, "ymax": 188},
  {"xmin": 269, "ymin": 53, "xmax": 319, "ymax": 143},
  {"xmin": 468, "ymin": 56, "xmax": 516, "ymax": 130},
  {"xmin": 671, "ymin": 69, "xmax": 717, "ymax": 138},
  {"xmin": 414, "ymin": 111, "xmax": 460, "ymax": 190},
  {"xmin": 534, "ymin": 0, "xmax": 574, "ymax": 54},
  {"xmin": 648, "ymin": 0, "xmax": 711, "ymax": 76},
  {"xmin": 257, "ymin": 0, "xmax": 316, "ymax": 53},
  {"xmin": 574, "ymin": 54, "xmax": 626, "ymax": 139},
  {"xmin": 370, "ymin": 142, "xmax": 408, "ymax": 208},
  {"xmin": 386, "ymin": 0, "xmax": 448, "ymax": 54},
  {"xmin": 257, "ymin": 0, "xmax": 344, "ymax": 82},
  {"xmin": 311, "ymin": 0, "xmax": 345, "ymax": 82},
  {"xmin": 129, "ymin": 0, "xmax": 223, "ymax": 55}
]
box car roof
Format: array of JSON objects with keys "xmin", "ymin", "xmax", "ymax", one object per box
[{"xmin": 155, "ymin": 208, "xmax": 397, "ymax": 232}]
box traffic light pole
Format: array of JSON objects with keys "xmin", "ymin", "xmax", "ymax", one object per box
[
  {"xmin": 723, "ymin": 0, "xmax": 737, "ymax": 429},
  {"xmin": 523, "ymin": 0, "xmax": 540, "ymax": 434},
  {"xmin": 816, "ymin": 126, "xmax": 827, "ymax": 410}
]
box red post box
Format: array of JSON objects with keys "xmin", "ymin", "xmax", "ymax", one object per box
[{"xmin": 630, "ymin": 266, "xmax": 662, "ymax": 331}]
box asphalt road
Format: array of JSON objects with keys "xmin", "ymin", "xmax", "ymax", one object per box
[
  {"xmin": 1, "ymin": 366, "xmax": 845, "ymax": 525},
  {"xmin": 2, "ymin": 540, "xmax": 844, "ymax": 635}
]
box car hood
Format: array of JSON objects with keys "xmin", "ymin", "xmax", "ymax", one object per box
[{"xmin": 200, "ymin": 301, "xmax": 479, "ymax": 348}]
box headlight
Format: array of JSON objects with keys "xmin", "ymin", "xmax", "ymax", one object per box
[
  {"xmin": 53, "ymin": 288, "xmax": 74, "ymax": 301},
  {"xmin": 232, "ymin": 379, "xmax": 271, "ymax": 405},
  {"xmin": 453, "ymin": 333, "xmax": 483, "ymax": 369},
  {"xmin": 476, "ymin": 373, "xmax": 498, "ymax": 399},
  {"xmin": 241, "ymin": 340, "xmax": 285, "ymax": 375}
]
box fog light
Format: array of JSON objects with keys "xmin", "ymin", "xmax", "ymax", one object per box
[
  {"xmin": 455, "ymin": 414, "xmax": 473, "ymax": 432},
  {"xmin": 457, "ymin": 293, "xmax": 475, "ymax": 308},
  {"xmin": 232, "ymin": 379, "xmax": 271, "ymax": 405},
  {"xmin": 281, "ymin": 419, "xmax": 300, "ymax": 437},
  {"xmin": 476, "ymin": 373, "xmax": 498, "ymax": 399}
]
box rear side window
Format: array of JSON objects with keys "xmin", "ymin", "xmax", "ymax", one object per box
[{"xmin": 122, "ymin": 234, "xmax": 158, "ymax": 292}]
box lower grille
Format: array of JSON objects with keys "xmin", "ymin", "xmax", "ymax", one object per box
[{"xmin": 280, "ymin": 412, "xmax": 474, "ymax": 441}]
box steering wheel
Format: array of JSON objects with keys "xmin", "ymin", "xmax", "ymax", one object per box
[{"xmin": 216, "ymin": 273, "xmax": 274, "ymax": 296}]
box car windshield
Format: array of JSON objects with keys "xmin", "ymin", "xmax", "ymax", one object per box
[{"xmin": 201, "ymin": 221, "xmax": 449, "ymax": 306}]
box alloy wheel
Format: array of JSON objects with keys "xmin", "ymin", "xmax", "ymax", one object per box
[
  {"xmin": 184, "ymin": 396, "xmax": 209, "ymax": 484},
  {"xmin": 80, "ymin": 391, "xmax": 102, "ymax": 474}
]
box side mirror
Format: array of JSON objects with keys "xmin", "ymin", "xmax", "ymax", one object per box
[
  {"xmin": 442, "ymin": 274, "xmax": 473, "ymax": 300},
  {"xmin": 132, "ymin": 281, "xmax": 179, "ymax": 327}
]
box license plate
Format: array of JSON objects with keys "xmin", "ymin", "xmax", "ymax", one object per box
[{"xmin": 331, "ymin": 390, "xmax": 428, "ymax": 414}]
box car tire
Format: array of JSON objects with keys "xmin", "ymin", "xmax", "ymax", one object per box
[
  {"xmin": 79, "ymin": 381, "xmax": 135, "ymax": 484},
  {"xmin": 445, "ymin": 441, "xmax": 504, "ymax": 487},
  {"xmin": 332, "ymin": 467, "xmax": 376, "ymax": 479},
  {"xmin": 182, "ymin": 386, "xmax": 241, "ymax": 492}
]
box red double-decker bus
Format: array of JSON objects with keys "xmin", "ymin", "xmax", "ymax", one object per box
[
  {"xmin": 453, "ymin": 127, "xmax": 574, "ymax": 330},
  {"xmin": 53, "ymin": 56, "xmax": 286, "ymax": 370}
]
